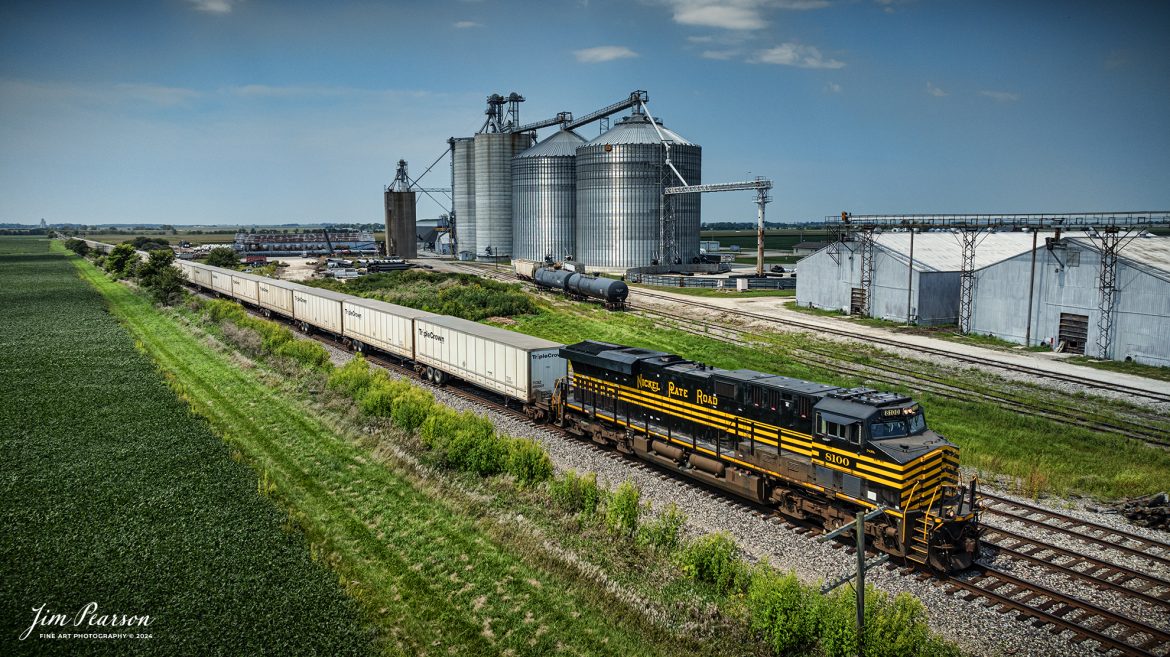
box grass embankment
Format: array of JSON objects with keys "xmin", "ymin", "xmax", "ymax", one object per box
[
  {"xmin": 1067, "ymin": 356, "xmax": 1170, "ymax": 383},
  {"xmin": 69, "ymin": 251, "xmax": 694, "ymax": 656},
  {"xmin": 308, "ymin": 270, "xmax": 534, "ymax": 321},
  {"xmin": 0, "ymin": 237, "xmax": 372, "ymax": 655}
]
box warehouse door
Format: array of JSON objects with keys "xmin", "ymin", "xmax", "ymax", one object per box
[
  {"xmin": 1058, "ymin": 313, "xmax": 1089, "ymax": 355},
  {"xmin": 849, "ymin": 288, "xmax": 867, "ymax": 315}
]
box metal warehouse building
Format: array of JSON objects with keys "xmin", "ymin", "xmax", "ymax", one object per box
[
  {"xmin": 970, "ymin": 235, "xmax": 1170, "ymax": 365},
  {"xmin": 795, "ymin": 232, "xmax": 1044, "ymax": 326}
]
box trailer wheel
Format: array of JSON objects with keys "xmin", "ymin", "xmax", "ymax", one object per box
[{"xmin": 425, "ymin": 366, "xmax": 435, "ymax": 382}]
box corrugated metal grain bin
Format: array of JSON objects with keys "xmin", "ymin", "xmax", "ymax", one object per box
[
  {"xmin": 342, "ymin": 297, "xmax": 437, "ymax": 359},
  {"xmin": 210, "ymin": 268, "xmax": 234, "ymax": 295},
  {"xmin": 257, "ymin": 278, "xmax": 295, "ymax": 317},
  {"xmin": 413, "ymin": 315, "xmax": 566, "ymax": 403},
  {"xmin": 231, "ymin": 272, "xmax": 261, "ymax": 305},
  {"xmin": 288, "ymin": 282, "xmax": 347, "ymax": 334}
]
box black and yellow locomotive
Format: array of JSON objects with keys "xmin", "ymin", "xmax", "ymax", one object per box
[{"xmin": 552, "ymin": 340, "xmax": 980, "ymax": 572}]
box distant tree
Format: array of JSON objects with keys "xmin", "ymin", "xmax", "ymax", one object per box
[
  {"xmin": 64, "ymin": 238, "xmax": 90, "ymax": 256},
  {"xmin": 146, "ymin": 265, "xmax": 185, "ymax": 305},
  {"xmin": 136, "ymin": 249, "xmax": 174, "ymax": 285},
  {"xmin": 105, "ymin": 243, "xmax": 138, "ymax": 278},
  {"xmin": 205, "ymin": 247, "xmax": 240, "ymax": 268}
]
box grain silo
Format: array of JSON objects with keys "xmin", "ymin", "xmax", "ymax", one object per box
[
  {"xmin": 450, "ymin": 137, "xmax": 476, "ymax": 258},
  {"xmin": 473, "ymin": 132, "xmax": 534, "ymax": 259},
  {"xmin": 575, "ymin": 110, "xmax": 701, "ymax": 270},
  {"xmin": 511, "ymin": 129, "xmax": 585, "ymax": 262},
  {"xmin": 385, "ymin": 159, "xmax": 417, "ymax": 258}
]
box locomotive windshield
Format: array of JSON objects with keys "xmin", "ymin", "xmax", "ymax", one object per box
[{"xmin": 869, "ymin": 411, "xmax": 926, "ymax": 439}]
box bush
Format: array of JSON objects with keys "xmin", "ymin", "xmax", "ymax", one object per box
[
  {"xmin": 391, "ymin": 387, "xmax": 434, "ymax": 432},
  {"xmin": 207, "ymin": 299, "xmax": 248, "ymax": 323},
  {"xmin": 275, "ymin": 338, "xmax": 331, "ymax": 370},
  {"xmin": 445, "ymin": 428, "xmax": 507, "ymax": 476},
  {"xmin": 104, "ymin": 243, "xmax": 138, "ymax": 278},
  {"xmin": 64, "ymin": 238, "xmax": 90, "ymax": 256},
  {"xmin": 506, "ymin": 438, "xmax": 553, "ymax": 488},
  {"xmin": 605, "ymin": 480, "xmax": 641, "ymax": 537},
  {"xmin": 147, "ymin": 266, "xmax": 186, "ymax": 305},
  {"xmin": 679, "ymin": 532, "xmax": 748, "ymax": 596},
  {"xmin": 328, "ymin": 356, "xmax": 375, "ymax": 397},
  {"xmin": 638, "ymin": 503, "xmax": 686, "ymax": 551},
  {"xmin": 548, "ymin": 470, "xmax": 605, "ymax": 518},
  {"xmin": 419, "ymin": 405, "xmax": 464, "ymax": 450},
  {"xmin": 746, "ymin": 567, "xmax": 821, "ymax": 655}
]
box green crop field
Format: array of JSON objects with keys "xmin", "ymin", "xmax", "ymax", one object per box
[
  {"xmin": 0, "ymin": 237, "xmax": 373, "ymax": 655},
  {"xmin": 67, "ymin": 243, "xmax": 710, "ymax": 656}
]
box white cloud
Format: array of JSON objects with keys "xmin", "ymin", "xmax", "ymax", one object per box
[
  {"xmin": 751, "ymin": 43, "xmax": 844, "ymax": 69},
  {"xmin": 925, "ymin": 81, "xmax": 947, "ymax": 97},
  {"xmin": 687, "ymin": 35, "xmax": 715, "ymax": 43},
  {"xmin": 573, "ymin": 45, "xmax": 638, "ymax": 63},
  {"xmin": 115, "ymin": 83, "xmax": 200, "ymax": 106},
  {"xmin": 187, "ymin": 0, "xmax": 237, "ymax": 14},
  {"xmin": 825, "ymin": 81, "xmax": 842, "ymax": 93},
  {"xmin": 979, "ymin": 90, "xmax": 1020, "ymax": 103},
  {"xmin": 453, "ymin": 20, "xmax": 481, "ymax": 29},
  {"xmin": 702, "ymin": 50, "xmax": 739, "ymax": 60},
  {"xmin": 673, "ymin": 4, "xmax": 767, "ymax": 30}
]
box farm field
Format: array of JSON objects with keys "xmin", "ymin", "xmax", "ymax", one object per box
[
  {"xmin": 68, "ymin": 245, "xmax": 705, "ymax": 656},
  {"xmin": 0, "ymin": 237, "xmax": 373, "ymax": 655}
]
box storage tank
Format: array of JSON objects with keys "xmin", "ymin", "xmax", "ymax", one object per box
[
  {"xmin": 512, "ymin": 129, "xmax": 585, "ymax": 262},
  {"xmin": 450, "ymin": 137, "xmax": 476, "ymax": 257},
  {"xmin": 474, "ymin": 131, "xmax": 534, "ymax": 259},
  {"xmin": 384, "ymin": 189, "xmax": 417, "ymax": 258},
  {"xmin": 575, "ymin": 111, "xmax": 701, "ymax": 270}
]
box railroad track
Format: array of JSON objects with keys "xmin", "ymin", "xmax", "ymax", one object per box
[
  {"xmin": 628, "ymin": 288, "xmax": 1170, "ymax": 405},
  {"xmin": 631, "ymin": 304, "xmax": 1170, "ymax": 448},
  {"xmin": 189, "ymin": 282, "xmax": 1170, "ymax": 656},
  {"xmin": 934, "ymin": 562, "xmax": 1170, "ymax": 657}
]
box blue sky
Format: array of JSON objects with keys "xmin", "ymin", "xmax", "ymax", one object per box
[{"xmin": 1, "ymin": 0, "xmax": 1168, "ymax": 226}]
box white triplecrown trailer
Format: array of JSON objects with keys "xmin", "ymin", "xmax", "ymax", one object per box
[
  {"xmin": 287, "ymin": 282, "xmax": 347, "ymax": 334},
  {"xmin": 230, "ymin": 271, "xmax": 261, "ymax": 305},
  {"xmin": 210, "ymin": 268, "xmax": 234, "ymax": 296},
  {"xmin": 256, "ymin": 278, "xmax": 295, "ymax": 317},
  {"xmin": 341, "ymin": 297, "xmax": 438, "ymax": 360},
  {"xmin": 413, "ymin": 314, "xmax": 566, "ymax": 404},
  {"xmin": 189, "ymin": 262, "xmax": 214, "ymax": 290}
]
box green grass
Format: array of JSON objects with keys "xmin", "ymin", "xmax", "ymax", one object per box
[
  {"xmin": 631, "ymin": 283, "xmax": 795, "ymax": 298},
  {"xmin": 306, "ymin": 269, "xmax": 535, "ymax": 321},
  {"xmin": 0, "ymin": 237, "xmax": 373, "ymax": 655},
  {"xmin": 1066, "ymin": 356, "xmax": 1170, "ymax": 383},
  {"xmin": 70, "ymin": 248, "xmax": 705, "ymax": 656}
]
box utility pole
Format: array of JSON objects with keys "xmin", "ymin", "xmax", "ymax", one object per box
[{"xmin": 819, "ymin": 507, "xmax": 890, "ymax": 657}]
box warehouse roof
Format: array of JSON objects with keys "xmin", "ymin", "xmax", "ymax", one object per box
[
  {"xmin": 870, "ymin": 231, "xmax": 1091, "ymax": 272},
  {"xmin": 1069, "ymin": 235, "xmax": 1170, "ymax": 280}
]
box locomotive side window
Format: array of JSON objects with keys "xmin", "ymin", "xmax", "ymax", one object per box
[{"xmin": 817, "ymin": 415, "xmax": 860, "ymax": 444}]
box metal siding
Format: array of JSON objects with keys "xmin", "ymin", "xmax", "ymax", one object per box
[
  {"xmin": 575, "ymin": 114, "xmax": 701, "ymax": 270},
  {"xmin": 916, "ymin": 272, "xmax": 960, "ymax": 325},
  {"xmin": 412, "ymin": 317, "xmax": 564, "ymax": 402},
  {"xmin": 972, "ymin": 246, "xmax": 1170, "ymax": 365},
  {"xmin": 512, "ymin": 130, "xmax": 584, "ymax": 262},
  {"xmin": 795, "ymin": 245, "xmax": 855, "ymax": 313},
  {"xmin": 452, "ymin": 137, "xmax": 476, "ymax": 257},
  {"xmin": 474, "ymin": 132, "xmax": 533, "ymax": 258},
  {"xmin": 292, "ymin": 288, "xmax": 343, "ymax": 334},
  {"xmin": 210, "ymin": 269, "xmax": 233, "ymax": 295},
  {"xmin": 231, "ymin": 274, "xmax": 260, "ymax": 305},
  {"xmin": 341, "ymin": 299, "xmax": 423, "ymax": 359},
  {"xmin": 385, "ymin": 190, "xmax": 418, "ymax": 258},
  {"xmin": 257, "ymin": 279, "xmax": 295, "ymax": 316}
]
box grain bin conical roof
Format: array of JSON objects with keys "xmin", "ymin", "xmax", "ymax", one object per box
[{"xmin": 515, "ymin": 129, "xmax": 586, "ymax": 158}]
